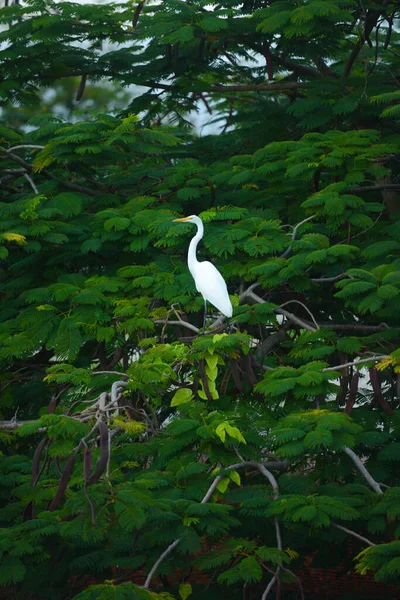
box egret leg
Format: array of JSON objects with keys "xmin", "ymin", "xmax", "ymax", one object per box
[{"xmin": 202, "ymin": 298, "xmax": 207, "ymax": 334}]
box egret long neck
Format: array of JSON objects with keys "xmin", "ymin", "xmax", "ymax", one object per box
[{"xmin": 188, "ymin": 218, "xmax": 204, "ymax": 276}]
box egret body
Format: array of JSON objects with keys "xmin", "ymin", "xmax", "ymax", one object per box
[{"xmin": 173, "ymin": 215, "xmax": 233, "ymax": 325}]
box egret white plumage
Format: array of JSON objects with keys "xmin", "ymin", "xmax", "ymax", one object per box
[{"xmin": 173, "ymin": 215, "xmax": 233, "ymax": 328}]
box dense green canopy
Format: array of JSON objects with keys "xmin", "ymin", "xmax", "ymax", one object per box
[{"xmin": 0, "ymin": 0, "xmax": 400, "ymax": 598}]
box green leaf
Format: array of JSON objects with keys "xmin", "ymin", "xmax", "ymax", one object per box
[
  {"xmin": 304, "ymin": 428, "xmax": 333, "ymax": 449},
  {"xmin": 215, "ymin": 422, "xmax": 246, "ymax": 445},
  {"xmin": 49, "ymin": 193, "xmax": 83, "ymax": 217},
  {"xmin": 229, "ymin": 471, "xmax": 241, "ymax": 486},
  {"xmin": 171, "ymin": 388, "xmax": 194, "ymax": 407},
  {"xmin": 216, "ymin": 477, "xmax": 230, "ymax": 494},
  {"xmin": 0, "ymin": 557, "xmax": 26, "ymax": 584},
  {"xmin": 179, "ymin": 583, "xmax": 192, "ymax": 600},
  {"xmin": 200, "ymin": 16, "xmax": 228, "ymax": 31},
  {"xmin": 80, "ymin": 238, "xmax": 102, "ymax": 254}
]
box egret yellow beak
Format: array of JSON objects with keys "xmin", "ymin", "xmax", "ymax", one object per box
[{"xmin": 173, "ymin": 217, "xmax": 192, "ymax": 222}]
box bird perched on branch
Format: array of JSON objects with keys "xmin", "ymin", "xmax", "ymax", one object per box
[{"xmin": 173, "ymin": 215, "xmax": 233, "ymax": 329}]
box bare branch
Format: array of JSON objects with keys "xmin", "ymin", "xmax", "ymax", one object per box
[
  {"xmin": 302, "ymin": 321, "xmax": 388, "ymax": 333},
  {"xmin": 5, "ymin": 145, "xmax": 44, "ymax": 153},
  {"xmin": 257, "ymin": 464, "xmax": 279, "ymax": 500},
  {"xmin": 23, "ymin": 173, "xmax": 38, "ymax": 194},
  {"xmin": 0, "ymin": 420, "xmax": 45, "ymax": 431},
  {"xmin": 281, "ymin": 566, "xmax": 305, "ymax": 600},
  {"xmin": 347, "ymin": 184, "xmax": 400, "ymax": 193},
  {"xmin": 0, "ymin": 147, "xmax": 31, "ymax": 170},
  {"xmin": 311, "ymin": 274, "xmax": 350, "ymax": 283},
  {"xmin": 279, "ymin": 300, "xmax": 320, "ymax": 330},
  {"xmin": 332, "ymin": 522, "xmax": 376, "ymax": 546},
  {"xmin": 281, "ymin": 214, "xmax": 316, "ymax": 258},
  {"xmin": 110, "ymin": 380, "xmax": 128, "ymax": 407},
  {"xmin": 92, "ymin": 370, "xmax": 128, "ymax": 378},
  {"xmin": 132, "ymin": 0, "xmax": 145, "ymax": 28},
  {"xmin": 155, "ymin": 315, "xmax": 227, "ymax": 335},
  {"xmin": 201, "ymin": 475, "xmax": 223, "ymax": 504},
  {"xmin": 144, "ymin": 80, "xmax": 308, "ymax": 94},
  {"xmin": 154, "ymin": 319, "xmax": 200, "ymax": 334},
  {"xmin": 343, "ymin": 3, "xmax": 389, "ymax": 77},
  {"xmin": 143, "ymin": 460, "xmax": 287, "ymax": 589},
  {"xmin": 143, "ymin": 539, "xmax": 181, "ymax": 589},
  {"xmin": 241, "ymin": 289, "xmax": 318, "ymax": 332},
  {"xmin": 323, "ymin": 355, "xmax": 389, "ymax": 372},
  {"xmin": 75, "ymin": 74, "xmax": 87, "ymax": 102},
  {"xmin": 343, "ymin": 447, "xmax": 383, "ymax": 494},
  {"xmin": 261, "ymin": 571, "xmax": 279, "ymax": 600},
  {"xmin": 277, "ymin": 307, "xmax": 317, "ymax": 332}
]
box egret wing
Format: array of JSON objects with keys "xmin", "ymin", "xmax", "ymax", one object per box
[{"xmin": 194, "ymin": 261, "xmax": 232, "ymax": 317}]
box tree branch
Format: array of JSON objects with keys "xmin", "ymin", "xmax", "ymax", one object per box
[
  {"xmin": 277, "ymin": 307, "xmax": 317, "ymax": 332},
  {"xmin": 240, "ymin": 289, "xmax": 318, "ymax": 332},
  {"xmin": 261, "ymin": 571, "xmax": 279, "ymax": 600},
  {"xmin": 134, "ymin": 80, "xmax": 309, "ymax": 94},
  {"xmin": 5, "ymin": 145, "xmax": 44, "ymax": 153},
  {"xmin": 343, "ymin": 1, "xmax": 390, "ymax": 77},
  {"xmin": 143, "ymin": 461, "xmax": 287, "ymax": 589},
  {"xmin": 132, "ymin": 1, "xmax": 145, "ymax": 28},
  {"xmin": 347, "ymin": 184, "xmax": 400, "ymax": 193},
  {"xmin": 323, "ymin": 355, "xmax": 389, "ymax": 372},
  {"xmin": 281, "ymin": 214, "xmax": 316, "ymax": 258},
  {"xmin": 279, "ymin": 300, "xmax": 320, "ymax": 330},
  {"xmin": 332, "ymin": 522, "xmax": 376, "ymax": 546},
  {"xmin": 311, "ymin": 273, "xmax": 350, "ymax": 283},
  {"xmin": 154, "ymin": 319, "xmax": 200, "ymax": 334},
  {"xmin": 92, "ymin": 370, "xmax": 128, "ymax": 378},
  {"xmin": 143, "ymin": 539, "xmax": 181, "ymax": 588},
  {"xmin": 23, "ymin": 173, "xmax": 38, "ymax": 194},
  {"xmin": 343, "ymin": 447, "xmax": 383, "ymax": 494}
]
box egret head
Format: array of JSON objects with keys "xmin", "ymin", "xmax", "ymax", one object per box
[{"xmin": 173, "ymin": 215, "xmax": 197, "ymax": 223}]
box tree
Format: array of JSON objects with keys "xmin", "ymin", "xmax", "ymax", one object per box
[{"xmin": 0, "ymin": 0, "xmax": 400, "ymax": 598}]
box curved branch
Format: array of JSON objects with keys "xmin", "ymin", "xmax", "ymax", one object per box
[
  {"xmin": 332, "ymin": 522, "xmax": 375, "ymax": 546},
  {"xmin": 143, "ymin": 460, "xmax": 287, "ymax": 589},
  {"xmin": 279, "ymin": 300, "xmax": 320, "ymax": 330},
  {"xmin": 5, "ymin": 145, "xmax": 44, "ymax": 153},
  {"xmin": 143, "ymin": 539, "xmax": 181, "ymax": 589},
  {"xmin": 281, "ymin": 214, "xmax": 316, "ymax": 258},
  {"xmin": 343, "ymin": 447, "xmax": 383, "ymax": 494}
]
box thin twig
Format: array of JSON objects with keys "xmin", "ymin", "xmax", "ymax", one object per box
[
  {"xmin": 279, "ymin": 300, "xmax": 320, "ymax": 330},
  {"xmin": 277, "ymin": 307, "xmax": 317, "ymax": 332},
  {"xmin": 241, "ymin": 289, "xmax": 317, "ymax": 332},
  {"xmin": 281, "ymin": 566, "xmax": 305, "ymax": 600},
  {"xmin": 281, "ymin": 215, "xmax": 316, "ymax": 258}
]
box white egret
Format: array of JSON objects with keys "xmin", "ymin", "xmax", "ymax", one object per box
[{"xmin": 173, "ymin": 215, "xmax": 233, "ymax": 328}]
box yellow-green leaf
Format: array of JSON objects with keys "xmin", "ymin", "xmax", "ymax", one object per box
[
  {"xmin": 171, "ymin": 387, "xmax": 194, "ymax": 406},
  {"xmin": 229, "ymin": 470, "xmax": 241, "ymax": 486},
  {"xmin": 216, "ymin": 476, "xmax": 230, "ymax": 494},
  {"xmin": 2, "ymin": 233, "xmax": 26, "ymax": 245},
  {"xmin": 179, "ymin": 583, "xmax": 192, "ymax": 600}
]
